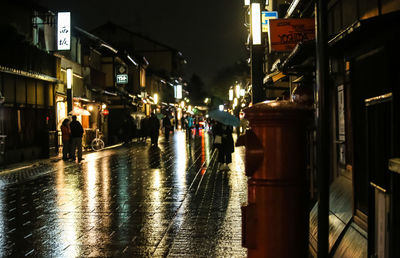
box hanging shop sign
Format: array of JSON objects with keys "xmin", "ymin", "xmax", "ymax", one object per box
[
  {"xmin": 57, "ymin": 12, "xmax": 71, "ymax": 50},
  {"xmin": 262, "ymin": 11, "xmax": 278, "ymax": 32},
  {"xmin": 268, "ymin": 18, "xmax": 315, "ymax": 52},
  {"xmin": 116, "ymin": 74, "xmax": 128, "ymax": 84}
]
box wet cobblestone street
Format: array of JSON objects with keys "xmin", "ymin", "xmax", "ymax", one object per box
[{"xmin": 0, "ymin": 130, "xmax": 247, "ymax": 257}]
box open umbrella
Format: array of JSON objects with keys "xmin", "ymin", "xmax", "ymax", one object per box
[
  {"xmin": 69, "ymin": 106, "xmax": 91, "ymax": 116},
  {"xmin": 208, "ymin": 110, "xmax": 240, "ymax": 127}
]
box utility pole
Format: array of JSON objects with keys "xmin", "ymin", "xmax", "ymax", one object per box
[{"xmin": 315, "ymin": 0, "xmax": 330, "ymax": 256}]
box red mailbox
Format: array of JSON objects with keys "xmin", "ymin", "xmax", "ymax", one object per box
[{"xmin": 240, "ymin": 100, "xmax": 312, "ymax": 257}]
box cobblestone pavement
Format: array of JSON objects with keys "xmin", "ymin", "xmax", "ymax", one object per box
[{"xmin": 0, "ymin": 130, "xmax": 248, "ymax": 257}]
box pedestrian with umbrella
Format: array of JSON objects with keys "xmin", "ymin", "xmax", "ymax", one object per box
[
  {"xmin": 208, "ymin": 109, "xmax": 238, "ymax": 171},
  {"xmin": 212, "ymin": 120, "xmax": 234, "ymax": 171}
]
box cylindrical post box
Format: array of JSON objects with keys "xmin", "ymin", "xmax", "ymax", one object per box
[{"xmin": 242, "ymin": 100, "xmax": 312, "ymax": 257}]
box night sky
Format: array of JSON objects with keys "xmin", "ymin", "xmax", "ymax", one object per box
[{"xmin": 36, "ymin": 0, "xmax": 248, "ymax": 86}]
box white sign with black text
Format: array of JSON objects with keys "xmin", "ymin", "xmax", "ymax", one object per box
[{"xmin": 57, "ymin": 12, "xmax": 71, "ymax": 50}]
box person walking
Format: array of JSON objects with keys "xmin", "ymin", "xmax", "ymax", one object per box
[
  {"xmin": 162, "ymin": 115, "xmax": 172, "ymax": 142},
  {"xmin": 185, "ymin": 115, "xmax": 194, "ymax": 140},
  {"xmin": 213, "ymin": 121, "xmax": 234, "ymax": 171},
  {"xmin": 69, "ymin": 115, "xmax": 84, "ymax": 162},
  {"xmin": 148, "ymin": 113, "xmax": 160, "ymax": 147},
  {"xmin": 60, "ymin": 118, "xmax": 71, "ymax": 160}
]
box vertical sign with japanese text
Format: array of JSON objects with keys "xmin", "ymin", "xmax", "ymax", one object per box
[{"xmin": 57, "ymin": 12, "xmax": 71, "ymax": 50}]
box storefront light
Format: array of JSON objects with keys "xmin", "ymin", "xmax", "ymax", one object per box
[
  {"xmin": 219, "ymin": 105, "xmax": 224, "ymax": 111},
  {"xmin": 244, "ymin": 0, "xmax": 250, "ymax": 6},
  {"xmin": 229, "ymin": 88, "xmax": 234, "ymax": 101},
  {"xmin": 88, "ymin": 105, "xmax": 93, "ymax": 111},
  {"xmin": 102, "ymin": 104, "xmax": 107, "ymax": 109}
]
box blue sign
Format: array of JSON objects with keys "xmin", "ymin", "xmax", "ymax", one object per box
[{"xmin": 261, "ymin": 11, "xmax": 278, "ymax": 32}]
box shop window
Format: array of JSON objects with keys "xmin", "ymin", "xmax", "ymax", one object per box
[
  {"xmin": 27, "ymin": 80, "xmax": 36, "ymax": 105},
  {"xmin": 48, "ymin": 84, "xmax": 54, "ymax": 107},
  {"xmin": 3, "ymin": 75, "xmax": 15, "ymax": 104},
  {"xmin": 36, "ymin": 81, "xmax": 44, "ymax": 107},
  {"xmin": 16, "ymin": 78, "xmax": 26, "ymax": 105}
]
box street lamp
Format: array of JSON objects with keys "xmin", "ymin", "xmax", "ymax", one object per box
[
  {"xmin": 66, "ymin": 68, "xmax": 73, "ymax": 113},
  {"xmin": 250, "ymin": 0, "xmax": 265, "ymax": 104},
  {"xmin": 251, "ymin": 2, "xmax": 261, "ymax": 45}
]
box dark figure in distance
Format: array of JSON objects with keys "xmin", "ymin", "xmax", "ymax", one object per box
[
  {"xmin": 69, "ymin": 115, "xmax": 84, "ymax": 162},
  {"xmin": 162, "ymin": 115, "xmax": 172, "ymax": 142},
  {"xmin": 212, "ymin": 121, "xmax": 234, "ymax": 171},
  {"xmin": 60, "ymin": 118, "xmax": 71, "ymax": 160},
  {"xmin": 148, "ymin": 113, "xmax": 160, "ymax": 147}
]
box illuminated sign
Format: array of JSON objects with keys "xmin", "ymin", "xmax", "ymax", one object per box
[
  {"xmin": 268, "ymin": 18, "xmax": 315, "ymax": 52},
  {"xmin": 251, "ymin": 3, "xmax": 261, "ymax": 45},
  {"xmin": 57, "ymin": 12, "xmax": 71, "ymax": 50},
  {"xmin": 262, "ymin": 11, "xmax": 278, "ymax": 32},
  {"xmin": 116, "ymin": 74, "xmax": 128, "ymax": 84}
]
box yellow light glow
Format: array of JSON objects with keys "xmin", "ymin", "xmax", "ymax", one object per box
[
  {"xmin": 181, "ymin": 101, "xmax": 185, "ymax": 108},
  {"xmin": 88, "ymin": 105, "xmax": 93, "ymax": 111},
  {"xmin": 235, "ymin": 85, "xmax": 241, "ymax": 98},
  {"xmin": 66, "ymin": 68, "xmax": 73, "ymax": 89},
  {"xmin": 244, "ymin": 0, "xmax": 250, "ymax": 6},
  {"xmin": 229, "ymin": 88, "xmax": 234, "ymax": 101},
  {"xmin": 154, "ymin": 93, "xmax": 159, "ymax": 104},
  {"xmin": 102, "ymin": 104, "xmax": 107, "ymax": 109},
  {"xmin": 251, "ymin": 3, "xmax": 262, "ymax": 45}
]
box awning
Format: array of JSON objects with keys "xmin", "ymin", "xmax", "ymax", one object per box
[{"xmin": 328, "ymin": 11, "xmax": 400, "ymax": 52}]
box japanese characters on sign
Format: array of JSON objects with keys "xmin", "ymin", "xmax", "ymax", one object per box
[
  {"xmin": 57, "ymin": 12, "xmax": 71, "ymax": 50},
  {"xmin": 268, "ymin": 18, "xmax": 315, "ymax": 52}
]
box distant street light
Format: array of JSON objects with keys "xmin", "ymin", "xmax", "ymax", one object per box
[
  {"xmin": 219, "ymin": 105, "xmax": 224, "ymax": 111},
  {"xmin": 235, "ymin": 84, "xmax": 241, "ymax": 98},
  {"xmin": 229, "ymin": 88, "xmax": 234, "ymax": 101},
  {"xmin": 154, "ymin": 93, "xmax": 159, "ymax": 104}
]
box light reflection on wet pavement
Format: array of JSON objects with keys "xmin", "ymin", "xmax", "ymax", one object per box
[{"xmin": 0, "ymin": 130, "xmax": 247, "ymax": 257}]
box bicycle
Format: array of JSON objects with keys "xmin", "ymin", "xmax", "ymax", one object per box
[{"xmin": 91, "ymin": 129, "xmax": 105, "ymax": 151}]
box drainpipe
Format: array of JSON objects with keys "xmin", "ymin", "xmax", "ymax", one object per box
[{"xmin": 315, "ymin": 0, "xmax": 330, "ymax": 257}]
